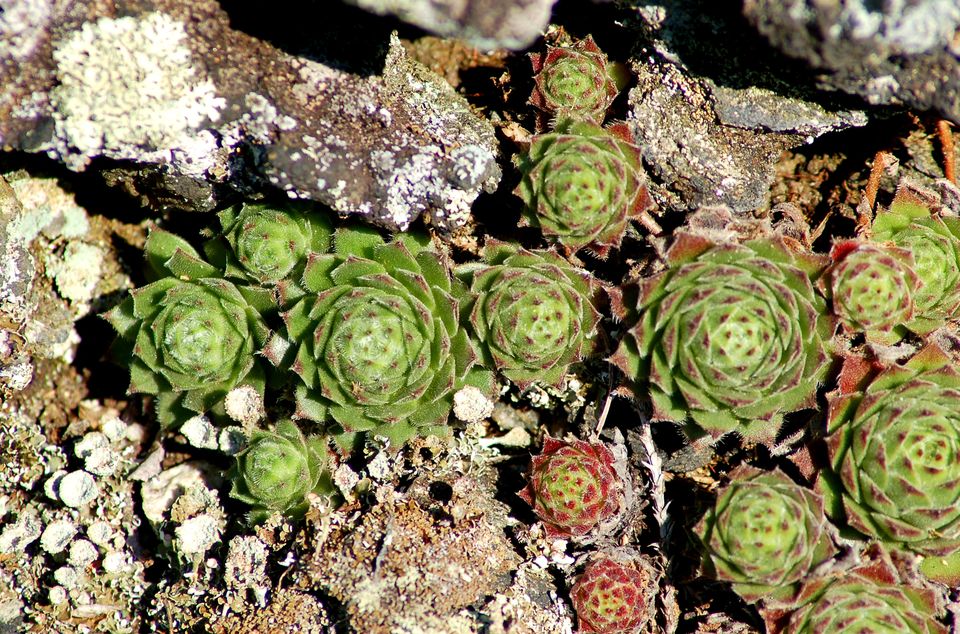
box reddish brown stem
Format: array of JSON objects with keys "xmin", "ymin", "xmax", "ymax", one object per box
[
  {"xmin": 937, "ymin": 119, "xmax": 956, "ymax": 185},
  {"xmin": 863, "ymin": 150, "xmax": 891, "ymax": 211}
]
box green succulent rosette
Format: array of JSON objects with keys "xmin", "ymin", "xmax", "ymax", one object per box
[
  {"xmin": 871, "ymin": 188, "xmax": 960, "ymax": 335},
  {"xmin": 515, "ymin": 119, "xmax": 652, "ymax": 257},
  {"xmin": 229, "ymin": 419, "xmax": 337, "ymax": 523},
  {"xmin": 456, "ymin": 241, "xmax": 601, "ymax": 389},
  {"xmin": 782, "ymin": 545, "xmax": 946, "ymax": 634},
  {"xmin": 610, "ymin": 232, "xmax": 835, "ymax": 443},
  {"xmin": 823, "ymin": 346, "xmax": 960, "ymax": 578},
  {"xmin": 695, "ymin": 466, "xmax": 836, "ymax": 605},
  {"xmin": 206, "ymin": 201, "xmax": 332, "ymax": 284},
  {"xmin": 267, "ymin": 227, "xmax": 492, "ymax": 448},
  {"xmin": 104, "ymin": 229, "xmax": 269, "ymax": 427},
  {"xmin": 822, "ymin": 240, "xmax": 919, "ymax": 344},
  {"xmin": 529, "ymin": 35, "xmax": 621, "ymax": 124}
]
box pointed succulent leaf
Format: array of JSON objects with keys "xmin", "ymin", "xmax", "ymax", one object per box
[
  {"xmin": 456, "ymin": 241, "xmax": 602, "ymax": 389},
  {"xmin": 529, "ymin": 35, "xmax": 621, "ymax": 123},
  {"xmin": 695, "ymin": 466, "xmax": 836, "ymax": 605},
  {"xmin": 610, "ymin": 232, "xmax": 835, "ymax": 444},
  {"xmin": 570, "ymin": 551, "xmax": 658, "ymax": 634},
  {"xmin": 518, "ymin": 437, "xmax": 624, "ymax": 538},
  {"xmin": 823, "ymin": 345, "xmax": 960, "ymax": 564},
  {"xmin": 286, "ymin": 227, "xmax": 480, "ymax": 445},
  {"xmin": 515, "ymin": 119, "xmax": 652, "ymax": 256},
  {"xmin": 229, "ymin": 419, "xmax": 337, "ymax": 522}
]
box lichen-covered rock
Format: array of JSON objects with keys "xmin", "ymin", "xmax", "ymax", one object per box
[
  {"xmin": 744, "ymin": 0, "xmax": 960, "ymax": 124},
  {"xmin": 0, "ymin": 3, "xmax": 500, "ymax": 229},
  {"xmin": 628, "ymin": 1, "xmax": 867, "ymax": 212}
]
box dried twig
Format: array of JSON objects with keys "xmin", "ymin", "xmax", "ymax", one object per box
[
  {"xmin": 638, "ymin": 420, "xmax": 671, "ymax": 555},
  {"xmin": 938, "ymin": 119, "xmax": 956, "ymax": 185}
]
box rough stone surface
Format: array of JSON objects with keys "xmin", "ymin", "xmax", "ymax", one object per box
[
  {"xmin": 344, "ymin": 0, "xmax": 558, "ymax": 50},
  {"xmin": 628, "ymin": 1, "xmax": 868, "ymax": 213},
  {"xmin": 744, "ymin": 0, "xmax": 960, "ymax": 123},
  {"xmin": 0, "ymin": 0, "xmax": 501, "ymax": 230}
]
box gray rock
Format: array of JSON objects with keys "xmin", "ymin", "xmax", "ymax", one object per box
[
  {"xmin": 0, "ymin": 1, "xmax": 500, "ymax": 231},
  {"xmin": 628, "ymin": 1, "xmax": 868, "ymax": 212},
  {"xmin": 744, "ymin": 0, "xmax": 960, "ymax": 122},
  {"xmin": 343, "ymin": 0, "xmax": 557, "ymax": 50}
]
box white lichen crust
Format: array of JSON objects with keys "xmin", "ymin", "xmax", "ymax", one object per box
[{"xmin": 49, "ymin": 12, "xmax": 224, "ymax": 171}]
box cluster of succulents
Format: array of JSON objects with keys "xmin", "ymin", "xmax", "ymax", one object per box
[
  {"xmin": 98, "ymin": 32, "xmax": 960, "ymax": 634},
  {"xmin": 515, "ymin": 36, "xmax": 653, "ymax": 257}
]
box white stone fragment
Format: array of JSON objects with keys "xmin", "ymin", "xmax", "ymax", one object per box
[
  {"xmin": 218, "ymin": 426, "xmax": 247, "ymax": 456},
  {"xmin": 174, "ymin": 514, "xmax": 222, "ymax": 557},
  {"xmin": 53, "ymin": 565, "xmax": 80, "ymax": 590},
  {"xmin": 0, "ymin": 512, "xmax": 41, "ymax": 553},
  {"xmin": 101, "ymin": 415, "xmax": 128, "ymax": 442},
  {"xmin": 68, "ymin": 539, "xmax": 99, "ymax": 567},
  {"xmin": 223, "ymin": 385, "xmax": 263, "ymax": 425},
  {"xmin": 40, "ymin": 519, "xmax": 78, "ymax": 554},
  {"xmin": 180, "ymin": 415, "xmax": 218, "ymax": 450},
  {"xmin": 86, "ymin": 521, "xmax": 114, "ymax": 547},
  {"xmin": 57, "ymin": 470, "xmax": 98, "ymax": 508},
  {"xmin": 44, "ymin": 470, "xmax": 67, "ymax": 500},
  {"xmin": 101, "ymin": 550, "xmax": 130, "ymax": 574},
  {"xmin": 83, "ymin": 446, "xmax": 120, "ymax": 477},
  {"xmin": 75, "ymin": 432, "xmax": 109, "ymax": 459},
  {"xmin": 48, "ymin": 586, "xmax": 69, "ymax": 606},
  {"xmin": 139, "ymin": 462, "xmax": 206, "ymax": 526},
  {"xmin": 453, "ymin": 385, "xmax": 495, "ymax": 423}
]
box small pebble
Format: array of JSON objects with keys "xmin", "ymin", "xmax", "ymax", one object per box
[
  {"xmin": 48, "ymin": 585, "xmax": 69, "ymax": 606},
  {"xmin": 53, "ymin": 565, "xmax": 80, "ymax": 590},
  {"xmin": 68, "ymin": 539, "xmax": 99, "ymax": 567},
  {"xmin": 57, "ymin": 470, "xmax": 98, "ymax": 508},
  {"xmin": 101, "ymin": 550, "xmax": 129, "ymax": 574},
  {"xmin": 101, "ymin": 415, "xmax": 128, "ymax": 442},
  {"xmin": 40, "ymin": 519, "xmax": 78, "ymax": 554},
  {"xmin": 218, "ymin": 426, "xmax": 247, "ymax": 455},
  {"xmin": 224, "ymin": 385, "xmax": 264, "ymax": 425},
  {"xmin": 75, "ymin": 432, "xmax": 109, "ymax": 460},
  {"xmin": 44, "ymin": 470, "xmax": 67, "ymax": 501},
  {"xmin": 453, "ymin": 385, "xmax": 495, "ymax": 423},
  {"xmin": 83, "ymin": 447, "xmax": 120, "ymax": 477},
  {"xmin": 180, "ymin": 415, "xmax": 218, "ymax": 450},
  {"xmin": 174, "ymin": 514, "xmax": 222, "ymax": 557},
  {"xmin": 86, "ymin": 521, "xmax": 114, "ymax": 547}
]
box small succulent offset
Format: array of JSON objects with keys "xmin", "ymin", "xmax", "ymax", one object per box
[
  {"xmin": 610, "ymin": 233, "xmax": 834, "ymax": 443},
  {"xmin": 229, "ymin": 419, "xmax": 336, "ymax": 522},
  {"xmin": 518, "ymin": 437, "xmax": 624, "ymax": 538},
  {"xmin": 528, "ymin": 35, "xmax": 622, "ymax": 124},
  {"xmin": 515, "ymin": 119, "xmax": 652, "ymax": 257},
  {"xmin": 269, "ymin": 227, "xmax": 492, "ymax": 447},
  {"xmin": 782, "ymin": 546, "xmax": 946, "ymax": 634},
  {"xmin": 204, "ymin": 201, "xmax": 332, "ymax": 301},
  {"xmin": 104, "ymin": 229, "xmax": 269, "ymax": 428},
  {"xmin": 823, "ymin": 345, "xmax": 960, "ymax": 577},
  {"xmin": 871, "ymin": 187, "xmax": 960, "ymax": 335},
  {"xmin": 695, "ymin": 466, "xmax": 836, "ymax": 605},
  {"xmin": 456, "ymin": 241, "xmax": 602, "ymax": 389},
  {"xmin": 570, "ymin": 552, "xmax": 657, "ymax": 634},
  {"xmin": 821, "ymin": 240, "xmax": 919, "ymax": 344}
]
